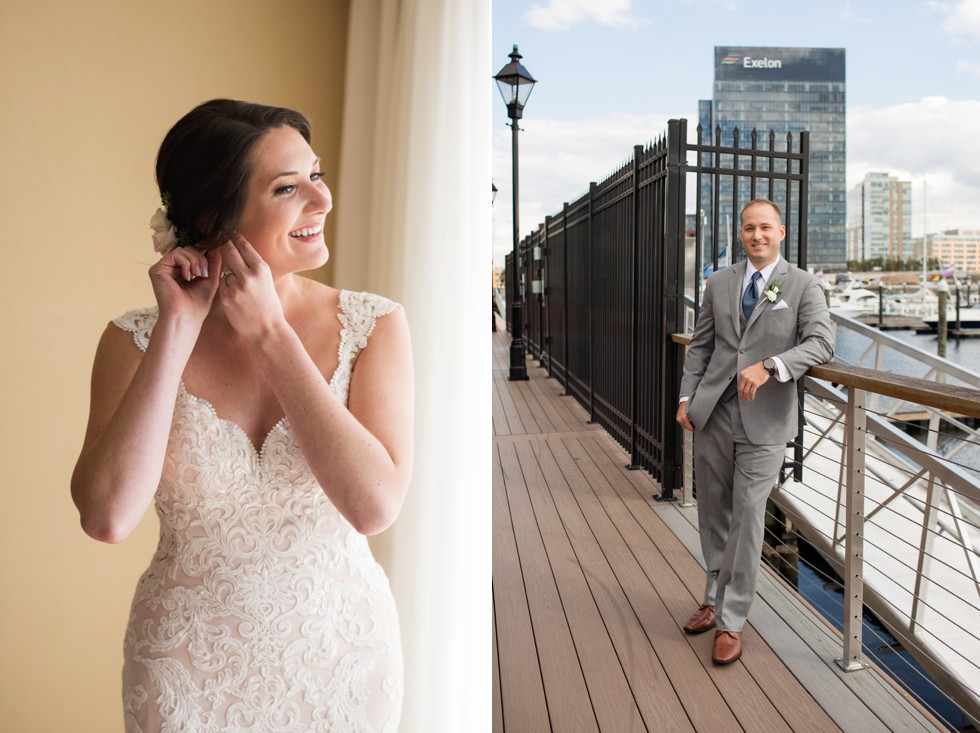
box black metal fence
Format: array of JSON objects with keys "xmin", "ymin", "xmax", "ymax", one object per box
[{"xmin": 505, "ymin": 118, "xmax": 810, "ymax": 496}]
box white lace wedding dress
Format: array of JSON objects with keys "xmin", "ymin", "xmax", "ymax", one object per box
[{"xmin": 116, "ymin": 291, "xmax": 403, "ymax": 733}]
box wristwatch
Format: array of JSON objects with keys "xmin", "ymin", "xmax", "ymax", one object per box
[{"xmin": 763, "ymin": 357, "xmax": 777, "ymax": 377}]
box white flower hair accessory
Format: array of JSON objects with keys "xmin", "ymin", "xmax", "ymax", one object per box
[
  {"xmin": 149, "ymin": 206, "xmax": 178, "ymax": 255},
  {"xmin": 764, "ymin": 279, "xmax": 782, "ymax": 303},
  {"xmin": 150, "ymin": 193, "xmax": 190, "ymax": 255}
]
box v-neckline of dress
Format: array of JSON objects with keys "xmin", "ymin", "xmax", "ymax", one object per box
[{"xmin": 176, "ymin": 291, "xmax": 354, "ymax": 458}]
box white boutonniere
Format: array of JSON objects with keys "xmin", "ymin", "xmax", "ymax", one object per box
[{"xmin": 764, "ymin": 279, "xmax": 781, "ymax": 303}]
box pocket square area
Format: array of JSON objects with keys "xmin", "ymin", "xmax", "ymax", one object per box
[{"xmin": 771, "ymin": 300, "xmax": 790, "ymax": 311}]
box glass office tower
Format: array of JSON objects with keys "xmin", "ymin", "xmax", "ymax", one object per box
[{"xmin": 699, "ymin": 46, "xmax": 846, "ymax": 269}]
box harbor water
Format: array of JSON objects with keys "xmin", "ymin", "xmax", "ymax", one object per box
[{"xmin": 834, "ymin": 324, "xmax": 980, "ymax": 477}]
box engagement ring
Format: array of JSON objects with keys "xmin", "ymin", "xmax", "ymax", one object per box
[{"xmin": 220, "ymin": 271, "xmax": 234, "ymax": 279}]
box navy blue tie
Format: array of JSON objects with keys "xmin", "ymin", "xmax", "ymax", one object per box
[{"xmin": 742, "ymin": 271, "xmax": 762, "ymax": 323}]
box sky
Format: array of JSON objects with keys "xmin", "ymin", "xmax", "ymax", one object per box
[{"xmin": 491, "ymin": 0, "xmax": 980, "ymax": 266}]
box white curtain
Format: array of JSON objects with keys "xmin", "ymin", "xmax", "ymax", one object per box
[{"xmin": 334, "ymin": 1, "xmax": 490, "ymax": 730}]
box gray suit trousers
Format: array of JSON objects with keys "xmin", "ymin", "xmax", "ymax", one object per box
[{"xmin": 694, "ymin": 389, "xmax": 786, "ymax": 632}]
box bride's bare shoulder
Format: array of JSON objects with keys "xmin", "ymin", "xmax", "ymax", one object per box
[{"xmin": 299, "ymin": 278, "xmax": 341, "ymax": 316}]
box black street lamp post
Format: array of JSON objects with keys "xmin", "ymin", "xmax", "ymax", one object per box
[{"xmin": 495, "ymin": 44, "xmax": 536, "ymax": 381}]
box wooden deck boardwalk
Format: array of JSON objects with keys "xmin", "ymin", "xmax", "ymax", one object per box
[{"xmin": 491, "ymin": 331, "xmax": 945, "ymax": 732}]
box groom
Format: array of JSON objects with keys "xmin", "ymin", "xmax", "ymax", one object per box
[{"xmin": 675, "ymin": 199, "xmax": 834, "ymax": 665}]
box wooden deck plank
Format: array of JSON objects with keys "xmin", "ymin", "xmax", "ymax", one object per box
[
  {"xmin": 550, "ymin": 388, "xmax": 595, "ymax": 431},
  {"xmin": 524, "ymin": 371, "xmax": 577, "ymax": 434},
  {"xmin": 511, "ymin": 439, "xmax": 633, "ymax": 731},
  {"xmin": 513, "ymin": 379, "xmax": 556, "ymax": 435},
  {"xmin": 494, "ymin": 372, "xmax": 528, "ymax": 436},
  {"xmin": 552, "ymin": 435, "xmax": 741, "ymax": 718},
  {"xmin": 524, "ymin": 359, "xmax": 597, "ymax": 432},
  {"xmin": 492, "ymin": 601, "xmax": 503, "ymax": 733},
  {"xmin": 755, "ymin": 574, "xmax": 936, "ymax": 733},
  {"xmin": 492, "ymin": 332, "xmax": 944, "ymax": 733},
  {"xmin": 580, "ymin": 434, "xmax": 835, "ymax": 730},
  {"xmin": 582, "ymin": 435, "xmax": 845, "ymax": 732},
  {"xmin": 500, "ymin": 440, "xmax": 600, "ymax": 731},
  {"xmin": 492, "ymin": 330, "xmax": 509, "ymax": 371},
  {"xmin": 534, "ymin": 437, "xmax": 712, "ymax": 731},
  {"xmin": 492, "ymin": 442, "xmax": 551, "ymax": 731},
  {"xmin": 492, "ymin": 373, "xmax": 512, "ymax": 438},
  {"xmin": 653, "ymin": 501, "xmax": 925, "ymax": 733},
  {"xmin": 559, "ymin": 435, "xmax": 792, "ymax": 732}
]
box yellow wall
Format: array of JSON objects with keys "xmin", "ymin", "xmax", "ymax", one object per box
[{"xmin": 0, "ymin": 1, "xmax": 348, "ymax": 729}]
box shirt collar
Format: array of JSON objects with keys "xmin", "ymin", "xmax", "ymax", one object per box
[{"xmin": 745, "ymin": 255, "xmax": 781, "ymax": 286}]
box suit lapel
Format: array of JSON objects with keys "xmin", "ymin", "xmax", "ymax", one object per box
[
  {"xmin": 728, "ymin": 261, "xmax": 747, "ymax": 336},
  {"xmin": 745, "ymin": 258, "xmax": 790, "ymax": 332}
]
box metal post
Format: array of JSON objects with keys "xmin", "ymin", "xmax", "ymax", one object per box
[
  {"xmin": 588, "ymin": 182, "xmax": 597, "ymax": 424},
  {"xmin": 792, "ymin": 131, "xmax": 809, "ymax": 482},
  {"xmin": 563, "ymin": 201, "xmax": 570, "ymax": 396},
  {"xmin": 797, "ymin": 131, "xmax": 810, "ymax": 267},
  {"xmin": 508, "ymin": 112, "xmax": 529, "ymax": 381},
  {"xmin": 912, "ymin": 370, "xmax": 947, "ymax": 634},
  {"xmin": 876, "ymin": 283, "xmax": 884, "ymax": 327},
  {"xmin": 955, "ymin": 283, "xmax": 962, "ymax": 338},
  {"xmin": 837, "ymin": 387, "xmax": 870, "ymax": 672},
  {"xmin": 937, "ymin": 280, "xmax": 949, "ymax": 359},
  {"xmin": 661, "ymin": 118, "xmax": 688, "ymax": 500},
  {"xmin": 628, "ymin": 145, "xmax": 642, "ymax": 470}
]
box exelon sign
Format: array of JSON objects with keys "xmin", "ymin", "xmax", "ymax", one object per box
[
  {"xmin": 722, "ymin": 54, "xmax": 782, "ymax": 69},
  {"xmin": 714, "ymin": 47, "xmax": 844, "ymax": 82}
]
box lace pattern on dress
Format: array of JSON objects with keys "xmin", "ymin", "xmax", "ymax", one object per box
[
  {"xmin": 112, "ymin": 307, "xmax": 157, "ymax": 353},
  {"xmin": 330, "ymin": 290, "xmax": 398, "ymax": 406},
  {"xmin": 112, "ymin": 290, "xmax": 403, "ymax": 732},
  {"xmin": 113, "ymin": 290, "xmax": 398, "ymax": 407}
]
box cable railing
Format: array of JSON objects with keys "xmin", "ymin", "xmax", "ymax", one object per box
[{"xmin": 673, "ymin": 312, "xmax": 980, "ymax": 729}]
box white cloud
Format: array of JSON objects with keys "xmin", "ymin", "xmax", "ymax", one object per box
[
  {"xmin": 956, "ymin": 58, "xmax": 980, "ymax": 78},
  {"xmin": 848, "ymin": 96, "xmax": 980, "ymax": 235},
  {"xmin": 938, "ymin": 0, "xmax": 980, "ymax": 36},
  {"xmin": 840, "ymin": 2, "xmax": 872, "ymax": 23},
  {"xmin": 524, "ymin": 0, "xmax": 646, "ymax": 31},
  {"xmin": 492, "ymin": 113, "xmax": 676, "ymax": 264}
]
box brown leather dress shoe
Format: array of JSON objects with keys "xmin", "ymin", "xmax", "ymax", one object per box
[
  {"xmin": 682, "ymin": 604, "xmax": 715, "ymax": 635},
  {"xmin": 712, "ymin": 630, "xmax": 742, "ymax": 665}
]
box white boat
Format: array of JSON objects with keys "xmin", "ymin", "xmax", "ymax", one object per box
[
  {"xmin": 920, "ymin": 302, "xmax": 980, "ymax": 331},
  {"xmin": 829, "ymin": 286, "xmax": 880, "ymax": 315}
]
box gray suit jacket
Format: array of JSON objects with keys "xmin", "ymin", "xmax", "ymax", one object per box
[{"xmin": 680, "ymin": 257, "xmax": 835, "ymax": 445}]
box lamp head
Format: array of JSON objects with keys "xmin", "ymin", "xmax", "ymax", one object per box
[{"xmin": 494, "ymin": 45, "xmax": 536, "ymax": 120}]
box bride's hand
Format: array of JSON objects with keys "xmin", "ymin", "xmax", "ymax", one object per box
[
  {"xmin": 149, "ymin": 246, "xmax": 221, "ymax": 324},
  {"xmin": 218, "ymin": 233, "xmax": 286, "ymax": 341}
]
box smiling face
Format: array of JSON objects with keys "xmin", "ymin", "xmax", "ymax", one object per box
[
  {"xmin": 235, "ymin": 126, "xmax": 332, "ymax": 275},
  {"xmin": 739, "ymin": 201, "xmax": 785, "ymax": 270}
]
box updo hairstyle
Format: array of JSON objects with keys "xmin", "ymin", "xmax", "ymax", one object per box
[{"xmin": 156, "ymin": 99, "xmax": 312, "ymax": 248}]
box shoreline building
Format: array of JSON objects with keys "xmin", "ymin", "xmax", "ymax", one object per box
[
  {"xmin": 847, "ymin": 172, "xmax": 912, "ymax": 263},
  {"xmin": 699, "ymin": 46, "xmax": 846, "ymax": 269},
  {"xmin": 915, "ymin": 230, "xmax": 980, "ymax": 276}
]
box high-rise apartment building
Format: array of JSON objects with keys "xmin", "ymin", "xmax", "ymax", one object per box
[
  {"xmin": 699, "ymin": 46, "xmax": 846, "ymax": 269},
  {"xmin": 847, "ymin": 172, "xmax": 912, "ymax": 262}
]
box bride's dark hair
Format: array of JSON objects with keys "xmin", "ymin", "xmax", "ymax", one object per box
[{"xmin": 156, "ymin": 99, "xmax": 311, "ymax": 248}]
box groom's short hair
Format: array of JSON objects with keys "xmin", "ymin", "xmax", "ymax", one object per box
[{"xmin": 740, "ymin": 199, "xmax": 783, "ymax": 226}]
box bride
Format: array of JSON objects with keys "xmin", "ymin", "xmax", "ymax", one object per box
[{"xmin": 71, "ymin": 99, "xmax": 413, "ymax": 732}]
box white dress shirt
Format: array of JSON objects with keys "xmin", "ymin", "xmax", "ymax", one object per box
[{"xmin": 743, "ymin": 256, "xmax": 789, "ymax": 382}]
